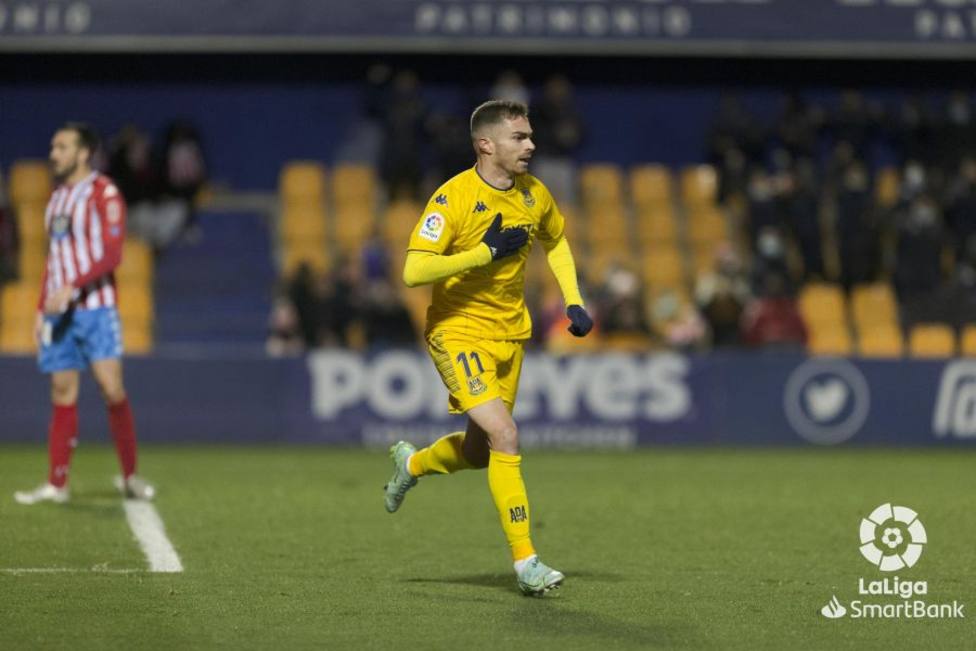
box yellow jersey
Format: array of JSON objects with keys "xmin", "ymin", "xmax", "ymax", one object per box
[{"xmin": 407, "ymin": 167, "xmax": 566, "ymax": 340}]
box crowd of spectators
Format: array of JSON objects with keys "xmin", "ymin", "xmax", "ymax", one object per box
[
  {"xmin": 271, "ymin": 83, "xmax": 976, "ymax": 354},
  {"xmin": 706, "ymin": 90, "xmax": 976, "ymax": 345},
  {"xmin": 266, "ymin": 251, "xmax": 417, "ymax": 356},
  {"xmin": 108, "ymin": 120, "xmax": 208, "ymax": 253},
  {"xmin": 0, "ymin": 119, "xmax": 209, "ymax": 286}
]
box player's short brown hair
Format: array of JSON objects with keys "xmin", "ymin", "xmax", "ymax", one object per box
[
  {"xmin": 470, "ymin": 100, "xmax": 529, "ymax": 138},
  {"xmin": 58, "ymin": 122, "xmax": 99, "ymax": 156}
]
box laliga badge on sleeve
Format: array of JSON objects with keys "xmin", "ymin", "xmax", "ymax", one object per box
[{"xmin": 419, "ymin": 212, "xmax": 445, "ymax": 243}]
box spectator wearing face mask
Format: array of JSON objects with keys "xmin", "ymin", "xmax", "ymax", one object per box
[{"xmin": 893, "ymin": 193, "xmax": 946, "ymax": 303}]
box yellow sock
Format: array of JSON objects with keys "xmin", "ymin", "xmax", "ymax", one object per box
[
  {"xmin": 408, "ymin": 432, "xmax": 474, "ymax": 477},
  {"xmin": 488, "ymin": 450, "xmax": 536, "ymax": 561}
]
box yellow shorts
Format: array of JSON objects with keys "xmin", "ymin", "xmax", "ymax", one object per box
[{"xmin": 426, "ymin": 331, "xmax": 525, "ymax": 414}]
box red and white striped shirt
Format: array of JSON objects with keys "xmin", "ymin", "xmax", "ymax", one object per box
[{"xmin": 38, "ymin": 172, "xmax": 126, "ymax": 312}]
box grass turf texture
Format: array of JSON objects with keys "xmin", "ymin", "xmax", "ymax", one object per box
[{"xmin": 1, "ymin": 445, "xmax": 974, "ymax": 650}]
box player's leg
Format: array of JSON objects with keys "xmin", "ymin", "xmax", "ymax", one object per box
[
  {"xmin": 14, "ymin": 313, "xmax": 82, "ymax": 504},
  {"xmin": 467, "ymin": 341, "xmax": 563, "ymax": 595},
  {"xmin": 47, "ymin": 370, "xmax": 80, "ymax": 489},
  {"xmin": 384, "ymin": 334, "xmax": 499, "ymax": 512},
  {"xmin": 86, "ymin": 308, "xmax": 154, "ymax": 500},
  {"xmin": 90, "ymin": 358, "xmax": 153, "ymax": 500}
]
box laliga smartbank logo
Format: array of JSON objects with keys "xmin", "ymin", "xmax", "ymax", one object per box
[
  {"xmin": 859, "ymin": 503, "xmax": 926, "ymax": 571},
  {"xmin": 820, "ymin": 503, "xmax": 965, "ymax": 620}
]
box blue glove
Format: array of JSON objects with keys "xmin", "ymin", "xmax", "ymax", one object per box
[
  {"xmin": 566, "ymin": 305, "xmax": 593, "ymax": 337},
  {"xmin": 481, "ymin": 213, "xmax": 529, "ymax": 260}
]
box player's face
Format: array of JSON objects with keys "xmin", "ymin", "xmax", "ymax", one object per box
[
  {"xmin": 492, "ymin": 116, "xmax": 535, "ymax": 176},
  {"xmin": 49, "ymin": 130, "xmax": 85, "ymax": 180}
]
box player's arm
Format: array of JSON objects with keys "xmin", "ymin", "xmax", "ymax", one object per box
[
  {"xmin": 70, "ymin": 184, "xmax": 126, "ymax": 289},
  {"xmin": 403, "ymin": 213, "xmax": 527, "ymax": 287},
  {"xmin": 36, "ymin": 264, "xmax": 49, "ymax": 313},
  {"xmin": 403, "ymin": 248, "xmax": 491, "ymax": 287},
  {"xmin": 540, "ymin": 235, "xmax": 593, "ymax": 336},
  {"xmin": 536, "ymin": 189, "xmax": 593, "ymax": 337}
]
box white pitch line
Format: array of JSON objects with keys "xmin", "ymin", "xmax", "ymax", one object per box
[
  {"xmin": 0, "ymin": 567, "xmax": 142, "ymax": 575},
  {"xmin": 123, "ymin": 500, "xmax": 183, "ymax": 573}
]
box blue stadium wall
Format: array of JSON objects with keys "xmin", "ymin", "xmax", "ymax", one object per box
[
  {"xmin": 2, "ymin": 352, "xmax": 975, "ymax": 447},
  {"xmin": 0, "ymin": 53, "xmax": 950, "ymax": 190}
]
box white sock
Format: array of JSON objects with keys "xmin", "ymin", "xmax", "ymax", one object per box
[
  {"xmin": 404, "ymin": 453, "xmax": 416, "ymax": 477},
  {"xmin": 513, "ymin": 555, "xmax": 538, "ymax": 573}
]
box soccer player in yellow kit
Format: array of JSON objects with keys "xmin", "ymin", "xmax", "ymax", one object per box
[{"xmin": 383, "ymin": 100, "xmax": 593, "ymax": 596}]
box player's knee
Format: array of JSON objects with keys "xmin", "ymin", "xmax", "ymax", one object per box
[
  {"xmin": 98, "ymin": 381, "xmax": 126, "ymax": 405},
  {"xmin": 490, "ymin": 422, "xmax": 520, "ymax": 455},
  {"xmin": 50, "ymin": 381, "xmax": 77, "ymax": 405},
  {"xmin": 51, "ymin": 375, "xmax": 78, "ymax": 405}
]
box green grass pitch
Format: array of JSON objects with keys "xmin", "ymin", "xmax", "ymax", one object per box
[{"xmin": 1, "ymin": 445, "xmax": 974, "ymax": 650}]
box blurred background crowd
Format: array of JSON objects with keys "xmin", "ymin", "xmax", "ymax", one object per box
[{"xmin": 2, "ymin": 64, "xmax": 975, "ymax": 358}]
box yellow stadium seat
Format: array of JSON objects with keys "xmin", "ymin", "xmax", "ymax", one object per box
[
  {"xmin": 687, "ymin": 207, "xmax": 728, "ymax": 244},
  {"xmin": 586, "ymin": 213, "xmax": 630, "ymax": 248},
  {"xmin": 10, "ymin": 160, "xmax": 52, "ymax": 205},
  {"xmin": 635, "ymin": 205, "xmax": 678, "ymax": 244},
  {"xmin": 1, "ymin": 281, "xmax": 39, "ymax": 322},
  {"xmin": 381, "ymin": 200, "xmax": 422, "ymax": 245},
  {"xmin": 641, "ymin": 245, "xmax": 686, "ymax": 289},
  {"xmin": 580, "ymin": 164, "xmax": 624, "ymax": 206},
  {"xmin": 680, "ymin": 165, "xmax": 718, "ymax": 209},
  {"xmin": 560, "ymin": 207, "xmax": 579, "ymax": 241},
  {"xmin": 117, "ymin": 285, "xmax": 155, "ymax": 322},
  {"xmin": 280, "ymin": 161, "xmax": 326, "ymax": 206},
  {"xmin": 851, "ymin": 283, "xmax": 898, "ymax": 329},
  {"xmin": 799, "ymin": 282, "xmax": 847, "ymax": 328},
  {"xmin": 15, "ymin": 202, "xmax": 47, "ymax": 244},
  {"xmin": 690, "ymin": 241, "xmax": 725, "ymax": 277},
  {"xmin": 875, "ymin": 167, "xmax": 900, "ymax": 209},
  {"xmin": 118, "ymin": 239, "xmax": 153, "ymax": 283},
  {"xmin": 603, "ymin": 332, "xmax": 653, "ymax": 352},
  {"xmin": 630, "ymin": 164, "xmax": 673, "ymax": 208},
  {"xmin": 961, "ymin": 324, "xmax": 976, "ymax": 356},
  {"xmin": 333, "ymin": 206, "xmax": 376, "ymax": 253},
  {"xmin": 17, "ymin": 246, "xmax": 46, "ymax": 280},
  {"xmin": 332, "ymin": 164, "xmax": 376, "ymax": 207},
  {"xmin": 807, "ymin": 326, "xmax": 853, "ymax": 356},
  {"xmin": 858, "ymin": 324, "xmax": 904, "ymax": 358},
  {"xmin": 280, "ymin": 207, "xmax": 328, "ymax": 241},
  {"xmin": 909, "ymin": 323, "xmax": 956, "ymax": 358},
  {"xmin": 0, "ymin": 318, "xmax": 36, "ymax": 354},
  {"xmin": 122, "ymin": 323, "xmax": 153, "ymax": 355}
]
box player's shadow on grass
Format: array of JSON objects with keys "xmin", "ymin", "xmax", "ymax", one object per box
[
  {"xmin": 62, "ymin": 491, "xmax": 126, "ymax": 517},
  {"xmin": 404, "ymin": 572, "xmax": 691, "ymax": 647},
  {"xmin": 403, "ymin": 569, "xmax": 627, "ymax": 591}
]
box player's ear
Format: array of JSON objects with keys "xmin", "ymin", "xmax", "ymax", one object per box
[{"xmin": 476, "ymin": 135, "xmax": 494, "ymax": 156}]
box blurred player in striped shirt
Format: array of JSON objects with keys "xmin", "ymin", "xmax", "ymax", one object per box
[{"xmin": 14, "ymin": 123, "xmax": 154, "ymax": 505}]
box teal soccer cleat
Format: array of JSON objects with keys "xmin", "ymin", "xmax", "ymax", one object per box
[
  {"xmin": 384, "ymin": 441, "xmax": 417, "ymax": 513},
  {"xmin": 516, "ymin": 557, "xmax": 565, "ymax": 596}
]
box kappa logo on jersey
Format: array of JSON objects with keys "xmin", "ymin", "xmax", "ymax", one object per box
[
  {"xmin": 434, "ymin": 194, "xmax": 448, "ymax": 206},
  {"xmin": 520, "ymin": 188, "xmax": 535, "ymax": 208},
  {"xmin": 51, "ymin": 214, "xmax": 71, "ymax": 237},
  {"xmin": 419, "ymin": 212, "xmax": 445, "ymax": 243},
  {"xmin": 473, "ymin": 201, "xmax": 489, "ymax": 213}
]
